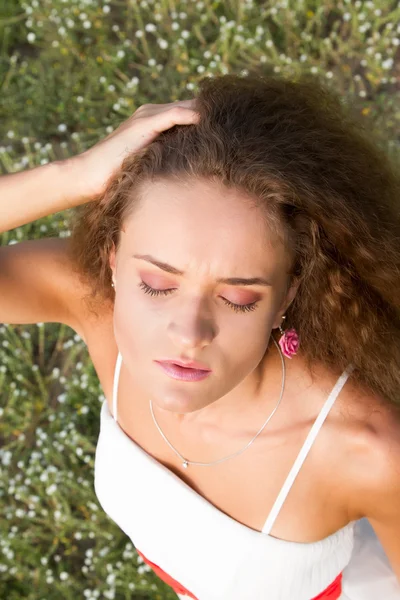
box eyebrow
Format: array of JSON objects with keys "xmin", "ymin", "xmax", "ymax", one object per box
[{"xmin": 132, "ymin": 254, "xmax": 272, "ymax": 287}]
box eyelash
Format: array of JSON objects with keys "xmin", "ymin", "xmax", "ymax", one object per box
[{"xmin": 138, "ymin": 281, "xmax": 258, "ymax": 314}]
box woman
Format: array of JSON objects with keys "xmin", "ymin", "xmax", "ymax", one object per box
[{"xmin": 1, "ymin": 72, "xmax": 399, "ymax": 599}]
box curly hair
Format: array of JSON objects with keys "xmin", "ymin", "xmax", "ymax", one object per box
[{"xmin": 66, "ymin": 72, "xmax": 400, "ymax": 407}]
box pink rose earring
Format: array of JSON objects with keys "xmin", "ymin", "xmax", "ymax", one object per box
[{"xmin": 278, "ymin": 315, "xmax": 300, "ymax": 359}]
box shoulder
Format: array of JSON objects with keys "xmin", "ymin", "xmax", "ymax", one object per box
[
  {"xmin": 336, "ymin": 374, "xmax": 400, "ymax": 518},
  {"xmin": 70, "ymin": 285, "xmax": 114, "ymax": 347},
  {"xmin": 305, "ymin": 361, "xmax": 400, "ymax": 515},
  {"xmin": 345, "ymin": 387, "xmax": 400, "ymax": 580},
  {"xmin": 350, "ymin": 385, "xmax": 400, "ymax": 505}
]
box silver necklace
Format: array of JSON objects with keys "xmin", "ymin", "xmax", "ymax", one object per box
[{"xmin": 149, "ymin": 335, "xmax": 285, "ymax": 469}]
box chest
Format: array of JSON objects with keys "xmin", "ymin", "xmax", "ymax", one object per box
[
  {"xmin": 87, "ymin": 330, "xmax": 356, "ymax": 544},
  {"xmin": 110, "ymin": 399, "xmax": 347, "ymax": 541},
  {"xmin": 94, "ymin": 403, "xmax": 356, "ymax": 600}
]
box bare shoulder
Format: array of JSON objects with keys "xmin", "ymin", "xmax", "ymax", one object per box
[
  {"xmin": 61, "ymin": 239, "xmax": 114, "ymax": 345},
  {"xmin": 293, "ymin": 356, "xmax": 400, "ymax": 518},
  {"xmin": 308, "ymin": 356, "xmax": 400, "ymax": 439},
  {"xmin": 0, "ymin": 235, "xmax": 111, "ymax": 340},
  {"xmin": 331, "ymin": 369, "xmax": 400, "ymax": 517},
  {"xmin": 337, "ymin": 375, "xmax": 400, "ymax": 579},
  {"xmin": 78, "ymin": 299, "xmax": 117, "ymax": 399},
  {"xmin": 351, "ymin": 383, "xmax": 400, "ymax": 487},
  {"xmin": 341, "ymin": 371, "xmax": 400, "ymax": 456}
]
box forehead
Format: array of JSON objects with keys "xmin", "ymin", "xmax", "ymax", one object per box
[{"xmin": 122, "ymin": 178, "xmax": 290, "ymax": 274}]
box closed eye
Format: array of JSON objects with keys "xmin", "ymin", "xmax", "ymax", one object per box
[{"xmin": 138, "ymin": 281, "xmax": 259, "ymax": 314}]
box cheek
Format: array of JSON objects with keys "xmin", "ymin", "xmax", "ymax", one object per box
[
  {"xmin": 226, "ymin": 315, "xmax": 273, "ymax": 375},
  {"xmin": 233, "ymin": 337, "xmax": 267, "ymax": 370},
  {"xmin": 224, "ymin": 312, "xmax": 271, "ymax": 352},
  {"xmin": 224, "ymin": 327, "xmax": 270, "ymax": 378},
  {"xmin": 113, "ymin": 294, "xmax": 153, "ymax": 354}
]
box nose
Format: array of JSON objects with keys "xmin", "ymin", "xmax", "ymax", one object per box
[{"xmin": 167, "ymin": 297, "xmax": 217, "ymax": 352}]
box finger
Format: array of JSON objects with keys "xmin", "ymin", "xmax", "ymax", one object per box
[
  {"xmin": 155, "ymin": 106, "xmax": 200, "ymax": 130},
  {"xmin": 144, "ymin": 98, "xmax": 198, "ymax": 115},
  {"xmin": 139, "ymin": 106, "xmax": 200, "ymax": 139}
]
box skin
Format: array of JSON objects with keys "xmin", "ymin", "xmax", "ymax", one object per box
[
  {"xmin": 105, "ymin": 175, "xmax": 400, "ymax": 577},
  {"xmin": 108, "ymin": 176, "xmax": 299, "ymax": 430}
]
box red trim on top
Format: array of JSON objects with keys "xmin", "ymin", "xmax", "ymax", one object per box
[
  {"xmin": 136, "ymin": 548, "xmax": 342, "ymax": 600},
  {"xmin": 312, "ymin": 572, "xmax": 342, "ymax": 599},
  {"xmin": 136, "ymin": 549, "xmax": 198, "ymax": 599}
]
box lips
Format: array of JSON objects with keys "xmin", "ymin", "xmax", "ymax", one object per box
[
  {"xmin": 155, "ymin": 361, "xmax": 212, "ymax": 382},
  {"xmin": 158, "ymin": 359, "xmax": 211, "ymax": 371}
]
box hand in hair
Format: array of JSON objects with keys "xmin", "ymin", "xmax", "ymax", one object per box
[{"xmin": 74, "ymin": 99, "xmax": 200, "ymax": 198}]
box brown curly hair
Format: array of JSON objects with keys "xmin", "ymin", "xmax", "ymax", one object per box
[{"xmin": 66, "ymin": 72, "xmax": 400, "ymax": 407}]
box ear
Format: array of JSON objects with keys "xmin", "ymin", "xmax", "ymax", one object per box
[
  {"xmin": 272, "ymin": 278, "xmax": 301, "ymax": 330},
  {"xmin": 109, "ymin": 242, "xmax": 117, "ymax": 282}
]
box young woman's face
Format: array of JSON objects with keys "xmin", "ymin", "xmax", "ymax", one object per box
[{"xmin": 109, "ymin": 177, "xmax": 298, "ymax": 425}]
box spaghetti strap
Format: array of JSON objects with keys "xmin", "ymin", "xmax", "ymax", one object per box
[
  {"xmin": 262, "ymin": 363, "xmax": 355, "ymax": 535},
  {"xmin": 112, "ymin": 351, "xmax": 123, "ymax": 423}
]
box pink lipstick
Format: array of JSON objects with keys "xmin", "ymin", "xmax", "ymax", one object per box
[{"xmin": 155, "ymin": 361, "xmax": 211, "ymax": 382}]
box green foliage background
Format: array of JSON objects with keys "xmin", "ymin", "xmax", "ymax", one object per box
[{"xmin": 0, "ymin": 0, "xmax": 399, "ymax": 598}]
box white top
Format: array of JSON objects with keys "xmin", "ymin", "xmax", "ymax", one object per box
[{"xmin": 93, "ymin": 352, "xmax": 365, "ymax": 599}]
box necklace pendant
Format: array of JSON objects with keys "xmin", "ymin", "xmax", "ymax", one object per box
[{"xmin": 182, "ymin": 461, "xmax": 188, "ymax": 468}]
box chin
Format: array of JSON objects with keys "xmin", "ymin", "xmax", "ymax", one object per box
[{"xmin": 152, "ymin": 393, "xmax": 209, "ymax": 415}]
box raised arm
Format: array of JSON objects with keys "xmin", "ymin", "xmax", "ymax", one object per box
[
  {"xmin": 0, "ymin": 159, "xmax": 91, "ymax": 233},
  {"xmin": 0, "ymin": 99, "xmax": 199, "ymax": 234}
]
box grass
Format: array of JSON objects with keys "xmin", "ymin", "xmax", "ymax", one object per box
[{"xmin": 0, "ymin": 0, "xmax": 399, "ymax": 598}]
